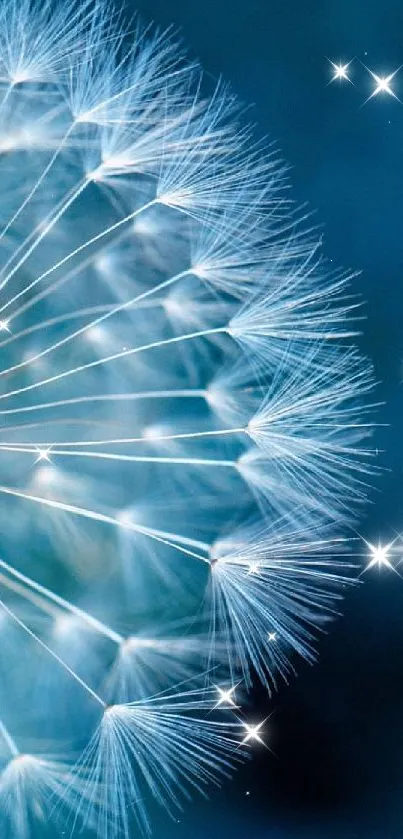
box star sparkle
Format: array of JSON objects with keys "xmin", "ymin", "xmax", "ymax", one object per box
[
  {"xmin": 214, "ymin": 685, "xmax": 237, "ymax": 708},
  {"xmin": 34, "ymin": 447, "xmax": 52, "ymax": 464},
  {"xmin": 366, "ymin": 68, "xmax": 400, "ymax": 101},
  {"xmin": 330, "ymin": 60, "xmax": 352, "ymax": 82},
  {"xmin": 242, "ymin": 721, "xmax": 265, "ymax": 745},
  {"xmin": 364, "ymin": 540, "xmax": 395, "ymax": 571},
  {"xmin": 326, "ymin": 58, "xmax": 403, "ymax": 105}
]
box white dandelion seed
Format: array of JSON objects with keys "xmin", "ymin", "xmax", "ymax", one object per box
[{"xmin": 0, "ymin": 0, "xmax": 376, "ymax": 835}]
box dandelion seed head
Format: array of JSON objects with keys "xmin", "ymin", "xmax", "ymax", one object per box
[{"xmin": 0, "ymin": 0, "xmax": 376, "ymax": 834}]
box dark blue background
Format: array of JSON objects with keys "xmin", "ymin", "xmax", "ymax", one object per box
[{"xmin": 127, "ymin": 1, "xmax": 403, "ymax": 835}]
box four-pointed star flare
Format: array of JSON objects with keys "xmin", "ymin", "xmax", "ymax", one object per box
[{"xmin": 327, "ymin": 58, "xmax": 402, "ymax": 103}]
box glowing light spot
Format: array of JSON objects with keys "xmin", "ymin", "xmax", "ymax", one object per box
[
  {"xmin": 34, "ymin": 447, "xmax": 52, "ymax": 464},
  {"xmin": 54, "ymin": 614, "xmax": 79, "ymax": 638},
  {"xmin": 94, "ymin": 254, "xmax": 113, "ymax": 274},
  {"xmin": 367, "ymin": 68, "xmax": 400, "ymax": 100},
  {"xmin": 330, "ymin": 60, "xmax": 351, "ymax": 82},
  {"xmin": 33, "ymin": 464, "xmax": 57, "ymax": 488},
  {"xmin": 163, "ymin": 297, "xmax": 183, "ymax": 318},
  {"xmin": 366, "ymin": 541, "xmax": 394, "ymax": 570},
  {"xmin": 116, "ymin": 509, "xmax": 134, "ymax": 527},
  {"xmin": 214, "ymin": 685, "xmax": 237, "ymax": 708},
  {"xmin": 242, "ymin": 722, "xmax": 265, "ymax": 745},
  {"xmin": 133, "ymin": 216, "xmax": 157, "ymax": 236},
  {"xmin": 142, "ymin": 425, "xmax": 163, "ymax": 441},
  {"xmin": 86, "ymin": 325, "xmax": 107, "ymax": 345}
]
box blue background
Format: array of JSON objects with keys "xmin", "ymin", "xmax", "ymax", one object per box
[{"xmin": 121, "ymin": 0, "xmax": 403, "ymax": 836}]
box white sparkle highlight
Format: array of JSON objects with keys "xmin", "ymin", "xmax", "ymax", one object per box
[
  {"xmin": 214, "ymin": 685, "xmax": 237, "ymax": 708},
  {"xmin": 365, "ymin": 540, "xmax": 395, "ymax": 570},
  {"xmin": 242, "ymin": 722, "xmax": 265, "ymax": 745},
  {"xmin": 330, "ymin": 60, "xmax": 352, "ymax": 82},
  {"xmin": 367, "ymin": 68, "xmax": 400, "ymax": 101},
  {"xmin": 34, "ymin": 447, "xmax": 52, "ymax": 464}
]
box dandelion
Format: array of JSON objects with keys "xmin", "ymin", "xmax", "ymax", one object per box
[{"xmin": 0, "ymin": 0, "xmax": 376, "ymax": 834}]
